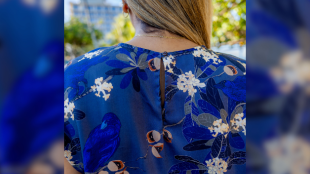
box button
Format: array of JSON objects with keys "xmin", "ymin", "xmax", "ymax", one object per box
[{"xmin": 163, "ymin": 52, "xmax": 168, "ymax": 57}]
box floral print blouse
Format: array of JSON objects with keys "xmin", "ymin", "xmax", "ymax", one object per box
[{"xmin": 64, "ymin": 43, "xmax": 246, "ymax": 174}]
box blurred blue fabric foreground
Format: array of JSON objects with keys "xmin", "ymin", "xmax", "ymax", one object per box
[
  {"xmin": 247, "ymin": 0, "xmax": 310, "ymax": 174},
  {"xmin": 0, "ymin": 0, "xmax": 64, "ymax": 173}
]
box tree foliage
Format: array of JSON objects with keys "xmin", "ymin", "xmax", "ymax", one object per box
[
  {"xmin": 64, "ymin": 18, "xmax": 102, "ymax": 59},
  {"xmin": 212, "ymin": 0, "xmax": 246, "ymax": 46},
  {"xmin": 64, "ymin": 1, "xmax": 246, "ymax": 60},
  {"xmin": 104, "ymin": 15, "xmax": 135, "ymax": 46}
]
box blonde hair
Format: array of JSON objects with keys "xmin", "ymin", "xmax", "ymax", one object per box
[{"xmin": 126, "ymin": 0, "xmax": 213, "ymax": 48}]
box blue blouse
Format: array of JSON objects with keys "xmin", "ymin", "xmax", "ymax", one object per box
[{"xmin": 64, "ymin": 43, "xmax": 246, "ymax": 174}]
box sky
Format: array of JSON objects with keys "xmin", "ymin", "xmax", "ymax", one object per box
[{"xmin": 64, "ymin": 0, "xmax": 122, "ymax": 22}]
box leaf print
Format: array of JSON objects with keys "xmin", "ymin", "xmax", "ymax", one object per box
[
  {"xmin": 172, "ymin": 66, "xmax": 182, "ymax": 75},
  {"xmin": 214, "ymin": 76, "xmax": 246, "ymax": 102},
  {"xmin": 73, "ymin": 109, "xmax": 86, "ymax": 120},
  {"xmin": 174, "ymin": 156, "xmax": 206, "ymax": 166},
  {"xmin": 106, "ymin": 49, "xmax": 149, "ymax": 92},
  {"xmin": 120, "ymin": 72, "xmax": 133, "ymax": 89},
  {"xmin": 64, "ymin": 121, "xmax": 75, "ymax": 138},
  {"xmin": 211, "ymin": 134, "xmax": 231, "ymax": 159},
  {"xmin": 229, "ymin": 105, "xmax": 244, "ymax": 123},
  {"xmin": 116, "ymin": 53, "xmax": 133, "ymax": 63},
  {"xmin": 228, "ymin": 132, "xmax": 245, "ymax": 149},
  {"xmin": 194, "ymin": 56, "xmax": 207, "ymax": 67},
  {"xmin": 120, "ymin": 67, "xmax": 136, "ymax": 73},
  {"xmin": 197, "ymin": 99, "xmax": 221, "ymax": 119},
  {"xmin": 227, "ymin": 151, "xmax": 246, "ymax": 170},
  {"xmin": 220, "ymin": 109, "xmax": 228, "ymax": 124},
  {"xmin": 183, "ymin": 96, "xmax": 200, "ymax": 143},
  {"xmin": 183, "ymin": 140, "xmax": 212, "ymax": 151},
  {"xmin": 196, "ymin": 67, "xmax": 210, "ymax": 79},
  {"xmin": 183, "ymin": 127, "xmax": 214, "ymax": 140},
  {"xmin": 197, "ymin": 113, "xmax": 219, "ymax": 128},
  {"xmin": 165, "ymin": 85, "xmax": 179, "ymax": 102},
  {"xmin": 137, "ymin": 53, "xmax": 148, "ymax": 66},
  {"xmin": 168, "ymin": 162, "xmax": 199, "ymax": 174},
  {"xmin": 91, "ymin": 77, "xmax": 113, "ymax": 101},
  {"xmin": 130, "ymin": 52, "xmax": 136, "ymax": 61},
  {"xmin": 106, "ymin": 68, "xmax": 126, "ymax": 75},
  {"xmin": 132, "ymin": 69, "xmax": 141, "ymax": 92},
  {"xmin": 202, "ymin": 78, "xmax": 224, "ymax": 110},
  {"xmin": 136, "ymin": 68, "xmax": 147, "ymax": 81},
  {"xmin": 71, "ymin": 138, "xmax": 81, "ymax": 155},
  {"xmin": 106, "ymin": 60, "xmax": 132, "ymax": 69}
]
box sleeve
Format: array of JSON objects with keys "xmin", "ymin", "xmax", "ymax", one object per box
[{"xmin": 64, "ymin": 58, "xmax": 84, "ymax": 173}]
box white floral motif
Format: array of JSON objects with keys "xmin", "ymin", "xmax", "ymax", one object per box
[
  {"xmin": 193, "ymin": 47, "xmax": 222, "ymax": 65},
  {"xmin": 208, "ymin": 119, "xmax": 229, "ymax": 137},
  {"xmin": 64, "ymin": 98, "xmax": 75, "ymax": 120},
  {"xmin": 205, "ymin": 157, "xmax": 228, "ymax": 174},
  {"xmin": 78, "ymin": 49, "xmax": 104, "ymax": 62},
  {"xmin": 64, "ymin": 150, "xmax": 74, "ymax": 165},
  {"xmin": 231, "ymin": 113, "xmax": 246, "ymax": 135},
  {"xmin": 163, "ymin": 55, "xmax": 176, "ymax": 73},
  {"xmin": 177, "ymin": 71, "xmax": 206, "ymax": 96},
  {"xmin": 91, "ymin": 77, "xmax": 113, "ymax": 101}
]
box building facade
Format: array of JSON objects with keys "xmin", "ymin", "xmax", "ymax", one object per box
[{"xmin": 70, "ymin": 0, "xmax": 123, "ymax": 34}]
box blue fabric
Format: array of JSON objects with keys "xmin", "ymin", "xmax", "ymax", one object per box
[{"xmin": 64, "ymin": 43, "xmax": 246, "ymax": 174}]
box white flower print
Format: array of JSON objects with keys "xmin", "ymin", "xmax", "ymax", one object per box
[
  {"xmin": 64, "ymin": 150, "xmax": 74, "ymax": 165},
  {"xmin": 64, "ymin": 98, "xmax": 75, "ymax": 120},
  {"xmin": 163, "ymin": 55, "xmax": 176, "ymax": 73},
  {"xmin": 193, "ymin": 47, "xmax": 222, "ymax": 65},
  {"xmin": 177, "ymin": 71, "xmax": 206, "ymax": 96},
  {"xmin": 78, "ymin": 49, "xmax": 104, "ymax": 62},
  {"xmin": 208, "ymin": 119, "xmax": 229, "ymax": 137},
  {"xmin": 205, "ymin": 157, "xmax": 228, "ymax": 174},
  {"xmin": 231, "ymin": 113, "xmax": 246, "ymax": 135},
  {"xmin": 91, "ymin": 77, "xmax": 113, "ymax": 101}
]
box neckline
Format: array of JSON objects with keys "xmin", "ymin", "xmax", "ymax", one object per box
[{"xmin": 119, "ymin": 43, "xmax": 207, "ymax": 56}]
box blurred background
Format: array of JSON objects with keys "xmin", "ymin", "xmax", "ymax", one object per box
[
  {"xmin": 64, "ymin": 0, "xmax": 246, "ymax": 63},
  {"xmin": 247, "ymin": 0, "xmax": 310, "ymax": 174}
]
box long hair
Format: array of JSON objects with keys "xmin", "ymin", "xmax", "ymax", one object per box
[{"xmin": 126, "ymin": 0, "xmax": 213, "ymax": 48}]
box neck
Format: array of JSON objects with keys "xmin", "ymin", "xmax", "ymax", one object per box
[{"xmin": 134, "ymin": 27, "xmax": 180, "ymax": 38}]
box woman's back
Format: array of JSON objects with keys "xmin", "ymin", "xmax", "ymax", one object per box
[{"xmin": 64, "ymin": 43, "xmax": 246, "ymax": 174}]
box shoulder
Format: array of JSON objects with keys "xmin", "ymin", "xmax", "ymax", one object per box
[
  {"xmin": 64, "ymin": 45, "xmax": 122, "ymax": 71},
  {"xmin": 212, "ymin": 50, "xmax": 246, "ymax": 75}
]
